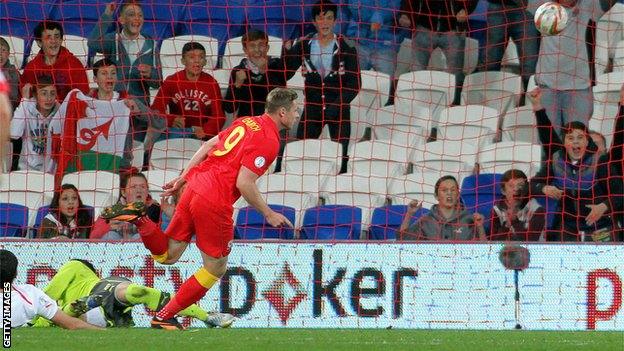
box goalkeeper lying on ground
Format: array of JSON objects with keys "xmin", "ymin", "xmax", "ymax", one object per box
[{"xmin": 31, "ymin": 259, "xmax": 234, "ymax": 328}]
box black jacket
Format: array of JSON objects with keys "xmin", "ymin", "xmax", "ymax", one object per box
[
  {"xmin": 223, "ymin": 57, "xmax": 289, "ymax": 118},
  {"xmin": 530, "ymin": 109, "xmax": 623, "ymax": 236},
  {"xmin": 283, "ymin": 34, "xmax": 360, "ymax": 122},
  {"xmin": 400, "ymin": 0, "xmax": 479, "ymax": 32}
]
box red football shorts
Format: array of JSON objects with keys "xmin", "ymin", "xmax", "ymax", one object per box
[{"xmin": 165, "ymin": 188, "xmax": 234, "ymax": 258}]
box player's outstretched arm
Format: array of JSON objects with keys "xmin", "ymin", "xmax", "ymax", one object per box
[
  {"xmin": 236, "ymin": 166, "xmax": 293, "ymax": 228},
  {"xmin": 51, "ymin": 309, "xmax": 104, "ymax": 330}
]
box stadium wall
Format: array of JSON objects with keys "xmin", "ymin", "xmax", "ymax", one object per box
[{"xmin": 2, "ymin": 241, "xmax": 622, "ymax": 330}]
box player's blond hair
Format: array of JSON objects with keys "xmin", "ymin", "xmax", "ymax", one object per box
[{"xmin": 265, "ymin": 88, "xmax": 298, "ymax": 114}]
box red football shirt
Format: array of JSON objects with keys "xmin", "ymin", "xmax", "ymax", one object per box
[
  {"xmin": 185, "ymin": 114, "xmax": 280, "ymax": 207},
  {"xmin": 151, "ymin": 70, "xmax": 225, "ymax": 137}
]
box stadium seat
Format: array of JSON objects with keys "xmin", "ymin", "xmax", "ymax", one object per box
[
  {"xmin": 180, "ymin": 0, "xmax": 246, "ymax": 51},
  {"xmin": 206, "ymin": 68, "xmax": 232, "ymax": 98},
  {"xmin": 387, "ymin": 172, "xmax": 438, "ymax": 209},
  {"xmin": 348, "ymin": 140, "xmax": 410, "ymax": 178},
  {"xmin": 300, "ymin": 205, "xmax": 362, "ymax": 240},
  {"xmin": 256, "ymin": 173, "xmax": 324, "ymax": 228},
  {"xmin": 460, "ymin": 173, "xmax": 503, "ymax": 230},
  {"xmin": 0, "ymin": 171, "xmax": 54, "ymax": 226},
  {"xmin": 222, "ymin": 35, "xmax": 283, "ymax": 69},
  {"xmin": 150, "ymin": 138, "xmax": 202, "ymax": 171},
  {"xmin": 370, "ymin": 105, "xmax": 429, "ymax": 147},
  {"xmin": 0, "ymin": 35, "xmax": 25, "ymax": 69},
  {"xmin": 62, "ymin": 171, "xmax": 119, "ymax": 218},
  {"xmin": 160, "ymin": 35, "xmax": 220, "ymax": 77},
  {"xmin": 501, "ymin": 106, "xmax": 539, "ymax": 144},
  {"xmin": 235, "ymin": 205, "xmax": 295, "ymax": 240},
  {"xmin": 477, "ymin": 142, "xmax": 542, "ymax": 178},
  {"xmin": 143, "ymin": 169, "xmax": 180, "ymax": 200},
  {"xmin": 593, "ymin": 72, "xmax": 624, "ymax": 122},
  {"xmin": 614, "ymin": 40, "xmax": 624, "ymax": 72},
  {"xmin": 130, "ymin": 140, "xmax": 145, "ymax": 169},
  {"xmin": 501, "ymin": 39, "xmax": 520, "ymax": 69},
  {"xmin": 0, "ymin": 203, "xmax": 29, "ymax": 237},
  {"xmin": 396, "ymin": 71, "xmax": 455, "ymax": 121},
  {"xmin": 320, "ymin": 174, "xmax": 387, "ymax": 230},
  {"xmin": 350, "ymin": 70, "xmax": 392, "ymax": 141},
  {"xmin": 461, "ymin": 71, "xmax": 522, "ymax": 113},
  {"xmin": 410, "ymin": 140, "xmax": 477, "ymax": 176},
  {"xmin": 368, "ymin": 204, "xmax": 429, "ymax": 240},
  {"xmin": 436, "ymin": 105, "xmax": 500, "ymax": 148},
  {"xmin": 282, "ymin": 139, "xmax": 342, "ymax": 176}
]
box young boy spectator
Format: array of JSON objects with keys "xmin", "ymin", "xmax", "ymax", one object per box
[
  {"xmin": 88, "ymin": 1, "xmax": 162, "ymax": 108},
  {"xmin": 489, "ymin": 169, "xmax": 546, "ymax": 241},
  {"xmin": 151, "ymin": 42, "xmax": 225, "ymax": 140},
  {"xmin": 283, "ymin": 0, "xmax": 361, "ymax": 173},
  {"xmin": 21, "ymin": 21, "xmax": 89, "ymax": 101},
  {"xmin": 90, "ymin": 58, "xmax": 164, "ymax": 168},
  {"xmin": 0, "ymin": 37, "xmax": 21, "ymax": 110},
  {"xmin": 399, "ymin": 175, "xmax": 487, "ymax": 240},
  {"xmin": 10, "ymin": 75, "xmax": 59, "ymax": 172},
  {"xmin": 528, "ymin": 88, "xmax": 623, "ymax": 242},
  {"xmin": 224, "ymin": 30, "xmax": 289, "ymax": 118}
]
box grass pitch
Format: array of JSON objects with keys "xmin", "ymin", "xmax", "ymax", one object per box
[{"xmin": 8, "ymin": 328, "xmax": 624, "ymax": 351}]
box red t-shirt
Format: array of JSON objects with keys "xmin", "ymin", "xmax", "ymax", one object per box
[
  {"xmin": 151, "ymin": 70, "xmax": 225, "ymax": 137},
  {"xmin": 21, "ymin": 47, "xmax": 89, "ymax": 101},
  {"xmin": 185, "ymin": 114, "xmax": 280, "ymax": 208}
]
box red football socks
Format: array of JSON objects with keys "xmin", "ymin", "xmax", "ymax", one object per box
[{"xmin": 134, "ymin": 217, "xmax": 169, "ymax": 257}]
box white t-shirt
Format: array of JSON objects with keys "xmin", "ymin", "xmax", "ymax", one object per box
[
  {"xmin": 10, "ymin": 99, "xmax": 59, "ymax": 172},
  {"xmin": 534, "ymin": 0, "xmax": 606, "ymax": 90},
  {"xmin": 8, "ymin": 284, "xmax": 58, "ymax": 327}
]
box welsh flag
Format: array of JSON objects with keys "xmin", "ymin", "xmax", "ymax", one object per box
[{"xmin": 51, "ymin": 89, "xmax": 130, "ymax": 180}]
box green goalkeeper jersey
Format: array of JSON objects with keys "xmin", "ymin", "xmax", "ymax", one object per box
[{"xmin": 43, "ymin": 260, "xmax": 101, "ymax": 309}]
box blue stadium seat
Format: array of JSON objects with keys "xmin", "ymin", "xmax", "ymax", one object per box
[
  {"xmin": 181, "ymin": 0, "xmax": 247, "ymax": 52},
  {"xmin": 33, "ymin": 205, "xmax": 95, "ymax": 231},
  {"xmin": 235, "ymin": 205, "xmax": 295, "ymax": 240},
  {"xmin": 0, "ymin": 203, "xmax": 29, "ymax": 237},
  {"xmin": 369, "ymin": 205, "xmax": 429, "ymax": 240},
  {"xmin": 461, "ymin": 173, "xmax": 503, "ymax": 232},
  {"xmin": 300, "ymin": 205, "xmax": 361, "ymax": 240},
  {"xmin": 47, "ymin": 1, "xmax": 106, "ymax": 37},
  {"xmin": 1, "ymin": 0, "xmax": 55, "ymax": 67},
  {"xmin": 139, "ymin": 0, "xmax": 187, "ymax": 40}
]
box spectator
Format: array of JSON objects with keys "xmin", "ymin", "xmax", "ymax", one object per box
[
  {"xmin": 528, "ymin": 88, "xmax": 623, "ymax": 242},
  {"xmin": 489, "ymin": 169, "xmax": 546, "ymax": 241},
  {"xmin": 90, "ymin": 170, "xmax": 160, "ymax": 240},
  {"xmin": 0, "ymin": 71, "xmax": 10, "ymax": 169},
  {"xmin": 0, "ymin": 37, "xmax": 21, "ymax": 110},
  {"xmin": 88, "ymin": 1, "xmax": 162, "ymax": 141},
  {"xmin": 224, "ymin": 29, "xmax": 292, "ymax": 172},
  {"xmin": 0, "ymin": 249, "xmax": 103, "ymax": 330},
  {"xmin": 399, "ymin": 175, "xmax": 486, "ymax": 240},
  {"xmin": 532, "ymin": 0, "xmax": 617, "ymax": 137},
  {"xmin": 90, "ymin": 58, "xmax": 164, "ymax": 169},
  {"xmin": 283, "ymin": 0, "xmax": 361, "ymax": 173},
  {"xmin": 37, "ymin": 183, "xmax": 93, "ymax": 239},
  {"xmin": 398, "ymin": 0, "xmax": 479, "ymax": 105},
  {"xmin": 345, "ymin": 0, "xmax": 407, "ymax": 96},
  {"xmin": 224, "ymin": 30, "xmax": 289, "ymax": 118},
  {"xmin": 21, "ymin": 21, "xmax": 89, "ymax": 101},
  {"xmin": 479, "ymin": 0, "xmax": 540, "ymax": 96},
  {"xmin": 10, "ymin": 75, "xmax": 59, "ymax": 172},
  {"xmin": 151, "ymin": 42, "xmax": 225, "ymax": 140}
]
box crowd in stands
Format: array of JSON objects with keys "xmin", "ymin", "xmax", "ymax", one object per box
[{"xmin": 1, "ymin": 0, "xmax": 624, "ymax": 242}]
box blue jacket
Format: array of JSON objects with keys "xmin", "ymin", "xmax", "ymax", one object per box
[
  {"xmin": 345, "ymin": 0, "xmax": 408, "ymax": 51},
  {"xmin": 87, "ymin": 12, "xmax": 162, "ymax": 106}
]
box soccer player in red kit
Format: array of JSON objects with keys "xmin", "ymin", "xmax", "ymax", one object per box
[
  {"xmin": 101, "ymin": 88, "xmax": 298, "ymax": 329},
  {"xmin": 151, "ymin": 41, "xmax": 225, "ymax": 140}
]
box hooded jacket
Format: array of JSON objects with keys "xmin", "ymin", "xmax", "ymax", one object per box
[{"xmin": 404, "ymin": 204, "xmax": 477, "ymax": 240}]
